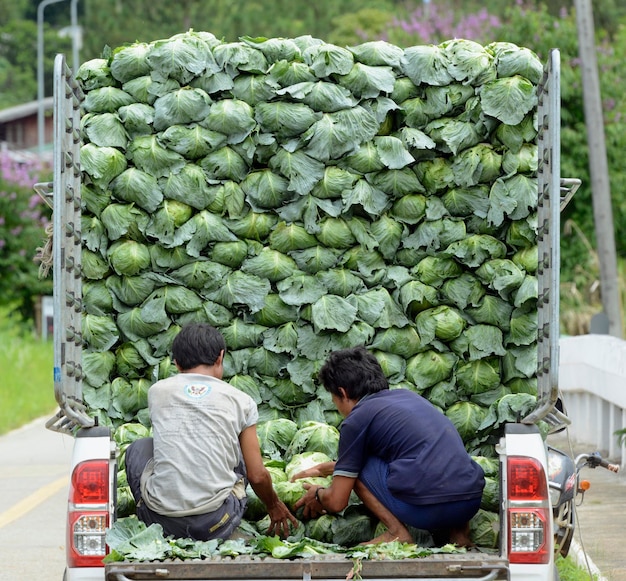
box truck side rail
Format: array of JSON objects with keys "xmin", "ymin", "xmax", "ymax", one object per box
[
  {"xmin": 41, "ymin": 54, "xmax": 93, "ymax": 434},
  {"xmin": 523, "ymin": 48, "xmax": 580, "ymax": 428}
]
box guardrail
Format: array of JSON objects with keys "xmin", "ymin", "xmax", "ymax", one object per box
[{"xmin": 559, "ymin": 334, "xmax": 626, "ymax": 468}]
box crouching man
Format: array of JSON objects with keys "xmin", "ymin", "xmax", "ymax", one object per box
[
  {"xmin": 293, "ymin": 346, "xmax": 485, "ymax": 547},
  {"xmin": 125, "ymin": 322, "xmax": 297, "ymax": 541}
]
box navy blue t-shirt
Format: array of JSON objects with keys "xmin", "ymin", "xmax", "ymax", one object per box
[{"xmin": 333, "ymin": 389, "xmax": 485, "ymax": 505}]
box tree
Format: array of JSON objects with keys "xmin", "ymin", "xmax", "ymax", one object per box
[
  {"xmin": 0, "ymin": 12, "xmax": 72, "ymax": 107},
  {"xmin": 0, "ymin": 0, "xmax": 29, "ymax": 21},
  {"xmin": 0, "ymin": 21, "xmax": 39, "ymax": 107},
  {"xmin": 78, "ymin": 0, "xmax": 398, "ymax": 59}
]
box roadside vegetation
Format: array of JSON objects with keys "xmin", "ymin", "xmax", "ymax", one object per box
[
  {"xmin": 557, "ymin": 554, "xmax": 601, "ymax": 581},
  {"xmin": 0, "ymin": 310, "xmax": 54, "ymax": 435}
]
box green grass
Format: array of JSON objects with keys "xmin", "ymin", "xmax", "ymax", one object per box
[
  {"xmin": 0, "ymin": 316, "xmax": 56, "ymax": 435},
  {"xmin": 557, "ymin": 554, "xmax": 601, "ymax": 580}
]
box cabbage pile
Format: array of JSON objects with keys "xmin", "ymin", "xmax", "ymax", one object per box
[{"xmin": 77, "ymin": 31, "xmax": 543, "ymax": 549}]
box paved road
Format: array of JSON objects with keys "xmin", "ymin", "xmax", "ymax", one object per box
[
  {"xmin": 1, "ymin": 419, "xmax": 623, "ymax": 581},
  {"xmin": 548, "ymin": 433, "xmax": 626, "ymax": 581},
  {"xmin": 0, "ymin": 416, "xmax": 72, "ymax": 581},
  {"xmin": 569, "ymin": 467, "xmax": 626, "ymax": 581}
]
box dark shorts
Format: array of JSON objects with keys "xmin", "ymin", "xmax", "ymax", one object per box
[
  {"xmin": 124, "ymin": 438, "xmax": 247, "ymax": 541},
  {"xmin": 359, "ymin": 456, "xmax": 482, "ymax": 531}
]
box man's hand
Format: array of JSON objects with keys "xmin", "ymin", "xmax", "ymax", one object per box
[
  {"xmin": 240, "ymin": 426, "xmax": 298, "ymax": 538},
  {"xmin": 294, "ymin": 482, "xmax": 326, "ymax": 520},
  {"xmin": 290, "ymin": 461, "xmax": 336, "ymax": 482},
  {"xmin": 290, "ymin": 467, "xmax": 322, "ymax": 481},
  {"xmin": 266, "ymin": 499, "xmax": 299, "ymax": 538}
]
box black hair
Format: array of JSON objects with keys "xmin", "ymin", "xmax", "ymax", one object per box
[
  {"xmin": 172, "ymin": 323, "xmax": 226, "ymax": 371},
  {"xmin": 317, "ymin": 346, "xmax": 389, "ymax": 400}
]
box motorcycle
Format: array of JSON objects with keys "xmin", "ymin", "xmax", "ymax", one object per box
[{"xmin": 547, "ymin": 445, "xmax": 620, "ymax": 557}]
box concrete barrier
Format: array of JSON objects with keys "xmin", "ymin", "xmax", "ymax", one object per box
[{"xmin": 559, "ymin": 334, "xmax": 626, "ymax": 468}]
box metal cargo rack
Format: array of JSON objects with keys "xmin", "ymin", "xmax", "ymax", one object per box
[
  {"xmin": 523, "ymin": 48, "xmax": 580, "ymax": 428},
  {"xmin": 35, "ymin": 54, "xmax": 94, "ymax": 434}
]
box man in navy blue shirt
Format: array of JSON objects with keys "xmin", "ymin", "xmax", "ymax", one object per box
[{"xmin": 293, "ymin": 346, "xmax": 485, "ymax": 546}]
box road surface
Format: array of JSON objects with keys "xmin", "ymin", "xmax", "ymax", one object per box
[
  {"xmin": 549, "ymin": 433, "xmax": 626, "ymax": 581},
  {"xmin": 0, "ymin": 416, "xmax": 72, "ymax": 581}
]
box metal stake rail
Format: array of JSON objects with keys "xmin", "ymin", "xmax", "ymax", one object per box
[
  {"xmin": 524, "ymin": 48, "xmax": 580, "ymax": 427},
  {"xmin": 37, "ymin": 54, "xmax": 92, "ymax": 434}
]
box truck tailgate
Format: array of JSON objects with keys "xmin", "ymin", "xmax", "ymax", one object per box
[{"xmin": 105, "ymin": 553, "xmax": 509, "ymax": 581}]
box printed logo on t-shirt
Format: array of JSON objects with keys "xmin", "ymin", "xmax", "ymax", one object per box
[{"xmin": 184, "ymin": 383, "xmax": 212, "ymax": 399}]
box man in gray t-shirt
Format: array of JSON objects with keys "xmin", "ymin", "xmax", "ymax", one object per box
[{"xmin": 125, "ymin": 323, "xmax": 296, "ymax": 541}]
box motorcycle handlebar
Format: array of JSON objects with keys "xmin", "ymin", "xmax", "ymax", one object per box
[
  {"xmin": 577, "ymin": 452, "xmax": 620, "ymax": 473},
  {"xmin": 603, "ymin": 461, "xmax": 620, "ymax": 473}
]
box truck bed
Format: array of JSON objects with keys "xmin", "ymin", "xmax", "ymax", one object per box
[{"xmin": 105, "ymin": 552, "xmax": 509, "ymax": 581}]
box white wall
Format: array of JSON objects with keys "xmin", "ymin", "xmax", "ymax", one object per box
[{"xmin": 559, "ymin": 335, "xmax": 626, "ymax": 468}]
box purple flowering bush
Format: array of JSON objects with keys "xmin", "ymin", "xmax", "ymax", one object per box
[
  {"xmin": 0, "ymin": 152, "xmax": 52, "ymax": 323},
  {"xmin": 386, "ymin": 3, "xmax": 501, "ymax": 46}
]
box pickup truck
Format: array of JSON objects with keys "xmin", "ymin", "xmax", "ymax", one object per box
[{"xmin": 40, "ymin": 34, "xmax": 580, "ymax": 581}]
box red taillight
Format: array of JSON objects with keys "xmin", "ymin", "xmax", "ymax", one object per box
[
  {"xmin": 67, "ymin": 460, "xmax": 110, "ymax": 568},
  {"xmin": 507, "ymin": 456, "xmax": 551, "ymax": 564},
  {"xmin": 508, "ymin": 457, "xmax": 548, "ymax": 500},
  {"xmin": 72, "ymin": 460, "xmax": 109, "ymax": 503}
]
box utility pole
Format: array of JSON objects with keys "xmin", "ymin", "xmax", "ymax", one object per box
[
  {"xmin": 71, "ymin": 0, "xmax": 81, "ymax": 74},
  {"xmin": 574, "ymin": 0, "xmax": 623, "ymax": 337}
]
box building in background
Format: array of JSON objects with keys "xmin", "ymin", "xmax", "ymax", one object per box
[{"xmin": 0, "ymin": 97, "xmax": 54, "ymax": 154}]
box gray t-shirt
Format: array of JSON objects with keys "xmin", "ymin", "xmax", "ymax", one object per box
[{"xmin": 140, "ymin": 373, "xmax": 258, "ymax": 517}]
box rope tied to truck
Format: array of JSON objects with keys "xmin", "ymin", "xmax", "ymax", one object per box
[{"xmin": 35, "ymin": 221, "xmax": 54, "ymax": 279}]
